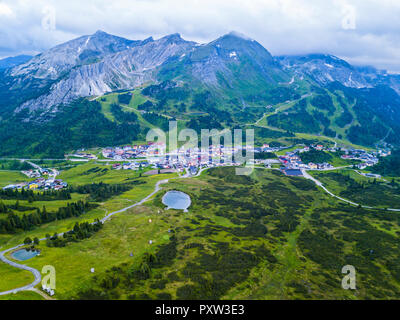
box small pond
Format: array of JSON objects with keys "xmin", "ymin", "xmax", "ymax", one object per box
[
  {"xmin": 11, "ymin": 249, "xmax": 39, "ymax": 261},
  {"xmin": 162, "ymin": 191, "xmax": 191, "ymax": 212}
]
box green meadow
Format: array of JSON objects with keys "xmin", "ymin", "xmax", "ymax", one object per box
[
  {"xmin": 64, "ymin": 167, "xmax": 400, "ymax": 300},
  {"xmin": 0, "ymin": 262, "xmax": 34, "ymax": 292},
  {"xmin": 310, "ymin": 169, "xmax": 400, "ymax": 209},
  {"xmin": 0, "ymin": 162, "xmax": 177, "ymax": 249},
  {"xmin": 1, "ymin": 163, "xmax": 400, "ymax": 300},
  {"xmin": 0, "ymin": 171, "xmax": 29, "ymax": 188},
  {"xmin": 0, "ymin": 161, "xmax": 179, "ymax": 298}
]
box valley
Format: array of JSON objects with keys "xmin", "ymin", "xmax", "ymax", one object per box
[
  {"xmin": 1, "ymin": 32, "xmax": 400, "ymax": 159},
  {"xmin": 0, "ymin": 141, "xmax": 399, "ymax": 299},
  {"xmin": 1, "ymin": 29, "xmax": 400, "ymax": 301}
]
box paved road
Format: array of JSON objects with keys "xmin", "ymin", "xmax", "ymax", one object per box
[
  {"xmin": 195, "ymin": 167, "xmax": 208, "ymax": 177},
  {"xmin": 0, "ymin": 158, "xmax": 66, "ymax": 161},
  {"xmin": 0, "ymin": 244, "xmax": 42, "ymax": 296},
  {"xmin": 301, "ymin": 169, "xmax": 400, "ymax": 212},
  {"xmin": 8, "ymin": 165, "xmax": 397, "ymax": 297},
  {"xmin": 0, "ymin": 178, "xmax": 171, "ymax": 296},
  {"xmin": 26, "ymin": 161, "xmax": 43, "ymax": 171},
  {"xmin": 308, "ymin": 166, "xmax": 352, "ymax": 172},
  {"xmin": 302, "ymin": 169, "xmax": 359, "ymax": 206},
  {"xmin": 101, "ymin": 179, "xmax": 169, "ymax": 223},
  {"xmin": 354, "ymin": 170, "xmax": 388, "ymax": 182}
]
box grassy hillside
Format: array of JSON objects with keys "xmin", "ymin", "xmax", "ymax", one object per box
[
  {"xmin": 0, "ymin": 262, "xmax": 34, "ymax": 292},
  {"xmin": 310, "ymin": 169, "xmax": 400, "ymax": 208},
  {"xmin": 2, "ymin": 166, "xmax": 398, "ymax": 300},
  {"xmin": 1, "ymin": 77, "xmax": 398, "ymax": 158}
]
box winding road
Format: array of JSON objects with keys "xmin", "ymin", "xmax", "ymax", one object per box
[
  {"xmin": 100, "ymin": 179, "xmax": 169, "ymax": 223},
  {"xmin": 2, "ymin": 165, "xmax": 399, "ymax": 297},
  {"xmin": 0, "ymin": 244, "xmax": 42, "ymax": 296},
  {"xmin": 0, "ymin": 178, "xmax": 172, "ymax": 297},
  {"xmin": 301, "ymin": 169, "xmax": 400, "ymax": 212}
]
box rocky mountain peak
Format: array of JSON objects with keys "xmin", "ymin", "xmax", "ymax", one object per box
[
  {"xmin": 93, "ymin": 29, "xmax": 109, "ymax": 36},
  {"xmin": 278, "ymin": 53, "xmax": 370, "ymax": 88},
  {"xmin": 226, "ymin": 31, "xmax": 254, "ymax": 41},
  {"xmin": 5, "ymin": 31, "xmax": 400, "ymax": 122},
  {"xmin": 142, "ymin": 36, "xmax": 154, "ymax": 44},
  {"xmin": 162, "ymin": 33, "xmax": 182, "ymax": 41}
]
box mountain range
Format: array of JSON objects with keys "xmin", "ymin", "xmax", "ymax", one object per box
[
  {"xmin": 1, "ymin": 30, "xmax": 400, "ymax": 156},
  {"xmin": 0, "ymin": 55, "xmax": 32, "ymax": 70}
]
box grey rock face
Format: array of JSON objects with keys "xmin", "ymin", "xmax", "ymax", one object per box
[
  {"xmin": 5, "ymin": 31, "xmax": 400, "ymax": 121},
  {"xmin": 383, "ymin": 75, "xmax": 400, "ymax": 95},
  {"xmin": 356, "ymin": 66, "xmax": 400, "ymax": 95},
  {"xmin": 11, "ymin": 31, "xmax": 139, "ymax": 79},
  {"xmin": 13, "ymin": 32, "xmax": 196, "ymax": 116},
  {"xmin": 168, "ymin": 32, "xmax": 287, "ymax": 88},
  {"xmin": 278, "ymin": 54, "xmax": 371, "ymax": 89}
]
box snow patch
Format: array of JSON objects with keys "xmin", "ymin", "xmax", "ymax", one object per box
[
  {"xmin": 78, "ymin": 36, "xmax": 91, "ymax": 55},
  {"xmin": 84, "ymin": 36, "xmax": 91, "ymax": 47},
  {"xmin": 348, "ymin": 72, "xmax": 353, "ymax": 83},
  {"xmin": 324, "ymin": 63, "xmax": 334, "ymax": 69},
  {"xmin": 325, "ymin": 73, "xmax": 334, "ymax": 82},
  {"xmin": 48, "ymin": 67, "xmax": 57, "ymax": 75},
  {"xmin": 229, "ymin": 51, "xmax": 237, "ymax": 58}
]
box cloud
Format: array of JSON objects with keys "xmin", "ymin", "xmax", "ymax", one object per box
[
  {"xmin": 0, "ymin": 0, "xmax": 399, "ymax": 71},
  {"xmin": 0, "ymin": 3, "xmax": 12, "ymax": 16}
]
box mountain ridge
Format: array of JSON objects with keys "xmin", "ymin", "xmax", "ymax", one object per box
[
  {"xmin": 1, "ymin": 31, "xmax": 400, "ymax": 156},
  {"xmin": 0, "ymin": 55, "xmax": 32, "ymax": 70},
  {"xmin": 4, "ymin": 31, "xmax": 399, "ymax": 118}
]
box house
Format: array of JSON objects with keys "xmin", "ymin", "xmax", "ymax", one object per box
[
  {"xmin": 318, "ymin": 163, "xmax": 333, "ymax": 170},
  {"xmin": 123, "ymin": 163, "xmax": 132, "ymax": 170},
  {"xmin": 358, "ymin": 163, "xmax": 367, "ymax": 170},
  {"xmin": 308, "ymin": 163, "xmax": 318, "ymax": 170},
  {"xmin": 261, "ymin": 144, "xmax": 269, "ymax": 151}
]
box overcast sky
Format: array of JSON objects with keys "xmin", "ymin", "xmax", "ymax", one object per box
[{"xmin": 1, "ymin": 0, "xmax": 399, "ymax": 72}]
